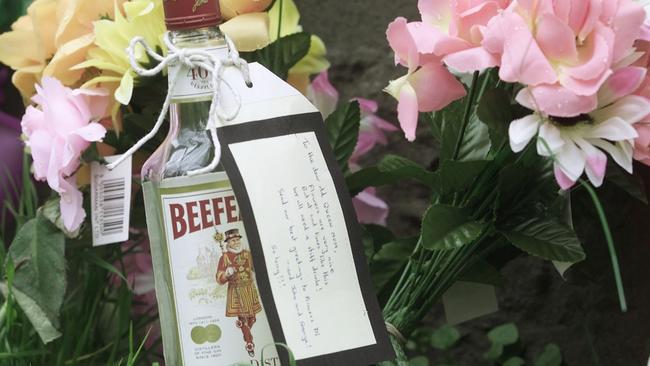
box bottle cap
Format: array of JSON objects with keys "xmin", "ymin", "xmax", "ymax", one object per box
[{"xmin": 163, "ymin": 0, "xmax": 222, "ymax": 31}]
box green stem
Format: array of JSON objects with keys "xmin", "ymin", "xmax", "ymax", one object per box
[
  {"xmin": 579, "ymin": 180, "xmax": 627, "ymax": 312},
  {"xmin": 276, "ymin": 0, "xmax": 284, "ymax": 40},
  {"xmin": 0, "ymin": 301, "xmax": 6, "ymax": 329},
  {"xmin": 452, "ymin": 71, "xmax": 480, "ymax": 160}
]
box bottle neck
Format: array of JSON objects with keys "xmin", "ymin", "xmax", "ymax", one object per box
[{"xmin": 169, "ymin": 25, "xmax": 225, "ymax": 49}]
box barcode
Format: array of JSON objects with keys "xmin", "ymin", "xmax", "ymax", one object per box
[{"xmin": 100, "ymin": 178, "xmax": 126, "ymax": 236}]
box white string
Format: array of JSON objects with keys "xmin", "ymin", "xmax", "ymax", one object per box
[{"xmin": 106, "ymin": 31, "xmax": 252, "ymax": 176}]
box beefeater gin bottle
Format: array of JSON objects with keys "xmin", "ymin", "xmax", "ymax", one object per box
[{"xmin": 141, "ymin": 1, "xmax": 277, "ymax": 365}]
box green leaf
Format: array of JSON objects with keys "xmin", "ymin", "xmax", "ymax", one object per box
[
  {"xmin": 2, "ymin": 215, "xmax": 66, "ymax": 343},
  {"xmin": 430, "ymin": 325, "xmax": 461, "ymax": 350},
  {"xmin": 370, "ymin": 237, "xmax": 418, "ymax": 291},
  {"xmin": 458, "ymin": 259, "xmax": 504, "ymax": 286},
  {"xmin": 437, "ymin": 92, "xmax": 490, "ymax": 162},
  {"xmin": 378, "ymin": 155, "xmax": 437, "ymax": 186},
  {"xmin": 483, "ymin": 342, "xmax": 504, "ymax": 361},
  {"xmin": 408, "ymin": 356, "xmax": 429, "ymax": 366},
  {"xmin": 38, "ymin": 198, "xmax": 82, "ymax": 239},
  {"xmin": 325, "ymin": 101, "xmax": 361, "ymax": 171},
  {"xmin": 503, "ymin": 356, "xmax": 525, "ymax": 366},
  {"xmin": 476, "ymin": 88, "xmax": 513, "ymax": 150},
  {"xmin": 421, "ymin": 205, "xmax": 486, "ymax": 250},
  {"xmin": 345, "ymin": 167, "xmax": 402, "ymax": 196},
  {"xmin": 241, "ymin": 32, "xmax": 311, "ymax": 80},
  {"xmin": 436, "ymin": 160, "xmax": 489, "ymax": 195},
  {"xmin": 487, "ymin": 323, "xmax": 519, "ymax": 345},
  {"xmin": 502, "ymin": 218, "xmax": 585, "ymax": 263},
  {"xmin": 534, "ymin": 343, "xmax": 562, "ymax": 366}
]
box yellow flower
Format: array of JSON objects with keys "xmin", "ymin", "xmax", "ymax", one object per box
[
  {"xmin": 219, "ymin": 0, "xmax": 272, "ymax": 20},
  {"xmin": 74, "ymin": 0, "xmax": 166, "ymax": 129},
  {"xmin": 221, "ymin": 12, "xmax": 271, "ymax": 52},
  {"xmin": 0, "ymin": 0, "xmax": 124, "ymax": 102},
  {"xmin": 267, "ymin": 0, "xmax": 329, "ymax": 93}
]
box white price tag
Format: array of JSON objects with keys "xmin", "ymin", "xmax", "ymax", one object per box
[{"xmin": 91, "ymin": 155, "xmax": 132, "ymax": 246}]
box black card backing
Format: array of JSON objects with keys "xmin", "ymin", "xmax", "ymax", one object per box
[{"xmin": 218, "ymin": 112, "xmax": 395, "ymax": 366}]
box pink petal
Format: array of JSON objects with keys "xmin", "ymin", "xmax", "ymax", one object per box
[
  {"xmin": 639, "ymin": 23, "xmax": 650, "ymax": 42},
  {"xmin": 559, "ymin": 68, "xmax": 612, "ymax": 97},
  {"xmin": 611, "ymin": 0, "xmax": 646, "ymax": 63},
  {"xmin": 633, "ymin": 122, "xmax": 650, "ymax": 165},
  {"xmin": 443, "ymin": 46, "xmax": 500, "ymax": 72},
  {"xmin": 20, "ymin": 106, "xmax": 45, "ymax": 137},
  {"xmin": 73, "ymin": 122, "xmax": 107, "ymax": 142},
  {"xmin": 418, "ymin": 0, "xmax": 450, "ymax": 28},
  {"xmin": 352, "ymin": 188, "xmax": 389, "ymax": 226},
  {"xmin": 456, "ymin": 1, "xmax": 500, "ymax": 43},
  {"xmin": 567, "ymin": 0, "xmax": 589, "ymax": 36},
  {"xmin": 483, "ymin": 12, "xmax": 557, "ymax": 86},
  {"xmin": 72, "ymin": 87, "xmax": 110, "ymax": 121},
  {"xmin": 562, "ymin": 31, "xmax": 613, "ymax": 84},
  {"xmin": 584, "ymin": 145, "xmax": 608, "ymax": 187},
  {"xmin": 387, "ymin": 17, "xmax": 421, "ymax": 70},
  {"xmin": 27, "ymin": 129, "xmax": 53, "ymax": 181},
  {"xmin": 59, "ymin": 176, "xmax": 86, "ymax": 232},
  {"xmin": 396, "ymin": 83, "xmax": 419, "ymax": 142},
  {"xmin": 356, "ymin": 98, "xmax": 378, "ymax": 114},
  {"xmin": 598, "ymin": 66, "xmax": 647, "ymax": 106},
  {"xmin": 535, "ymin": 13, "xmax": 578, "ymax": 62},
  {"xmin": 521, "ymin": 84, "xmax": 598, "ymax": 117},
  {"xmin": 554, "ymin": 164, "xmax": 577, "ymax": 190},
  {"xmin": 577, "ymin": 0, "xmax": 602, "ymax": 41},
  {"xmin": 365, "ymin": 114, "xmax": 399, "ymax": 132},
  {"xmin": 409, "ymin": 62, "xmax": 466, "ymax": 112},
  {"xmin": 308, "ymin": 71, "xmax": 339, "ymax": 118}
]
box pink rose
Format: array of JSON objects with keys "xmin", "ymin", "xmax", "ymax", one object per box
[
  {"xmin": 482, "ymin": 0, "xmax": 646, "ymax": 117},
  {"xmin": 384, "ymin": 0, "xmax": 510, "ymax": 141},
  {"xmin": 21, "ymin": 77, "xmax": 108, "ymax": 231}
]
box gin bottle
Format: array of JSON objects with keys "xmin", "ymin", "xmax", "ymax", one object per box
[{"xmin": 141, "ymin": 1, "xmax": 277, "ymax": 365}]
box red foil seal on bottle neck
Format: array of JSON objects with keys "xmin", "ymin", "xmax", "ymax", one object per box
[{"xmin": 163, "ymin": 0, "xmax": 222, "ymax": 31}]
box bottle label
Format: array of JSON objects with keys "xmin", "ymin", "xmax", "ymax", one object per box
[
  {"xmin": 168, "ymin": 46, "xmax": 229, "ymax": 104},
  {"xmin": 155, "ymin": 172, "xmax": 278, "ymax": 365}
]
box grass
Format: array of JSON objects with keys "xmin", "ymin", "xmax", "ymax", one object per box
[{"xmin": 0, "ymin": 154, "xmax": 160, "ymax": 366}]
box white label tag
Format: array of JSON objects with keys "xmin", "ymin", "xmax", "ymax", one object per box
[
  {"xmin": 442, "ymin": 281, "xmax": 499, "ymax": 325},
  {"xmin": 91, "ymin": 155, "xmax": 132, "ymax": 246},
  {"xmin": 168, "ymin": 46, "xmax": 229, "ymax": 103}
]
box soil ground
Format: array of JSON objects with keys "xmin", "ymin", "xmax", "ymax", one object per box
[{"xmin": 299, "ymin": 1, "xmax": 650, "ymax": 365}]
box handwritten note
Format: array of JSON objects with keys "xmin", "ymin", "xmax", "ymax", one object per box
[{"xmin": 229, "ymin": 132, "xmax": 376, "ymax": 360}]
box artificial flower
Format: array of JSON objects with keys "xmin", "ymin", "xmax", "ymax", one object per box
[
  {"xmin": 220, "ymin": 0, "xmax": 273, "ymax": 20},
  {"xmin": 352, "ymin": 98, "xmax": 399, "ymax": 163},
  {"xmin": 509, "ymin": 75, "xmax": 650, "ymax": 189},
  {"xmin": 631, "ymin": 39, "xmax": 650, "ymax": 164},
  {"xmin": 221, "ymin": 12, "xmax": 271, "ymax": 51},
  {"xmin": 393, "ymin": 0, "xmax": 511, "ymax": 73},
  {"xmin": 482, "ymin": 0, "xmax": 646, "ymax": 117},
  {"xmin": 384, "ymin": 62, "xmax": 466, "ymax": 141},
  {"xmin": 267, "ymin": 0, "xmax": 330, "ymax": 92},
  {"xmin": 74, "ymin": 0, "xmax": 166, "ymax": 126},
  {"xmin": 0, "ymin": 0, "xmax": 125, "ymax": 101},
  {"xmin": 21, "ymin": 77, "xmax": 108, "ymax": 231},
  {"xmin": 352, "ymin": 187, "xmax": 390, "ymax": 226},
  {"xmin": 306, "ymin": 70, "xmax": 339, "ymax": 118}
]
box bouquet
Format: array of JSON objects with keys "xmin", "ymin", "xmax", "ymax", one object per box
[
  {"xmin": 358, "ymin": 0, "xmax": 650, "ymax": 362},
  {"xmin": 1, "ymin": 0, "xmax": 650, "ymax": 364}
]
